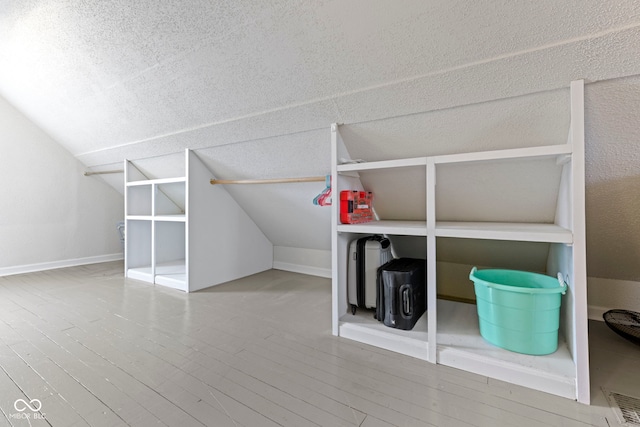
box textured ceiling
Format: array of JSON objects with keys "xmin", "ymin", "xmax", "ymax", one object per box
[{"xmin": 0, "ymin": 1, "xmax": 639, "ymax": 279}]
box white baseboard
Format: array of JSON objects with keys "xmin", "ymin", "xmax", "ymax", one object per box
[
  {"xmin": 272, "ymin": 246, "xmax": 331, "ymax": 278},
  {"xmin": 0, "ymin": 253, "xmax": 124, "ymax": 277},
  {"xmin": 588, "ymin": 305, "xmax": 608, "ymax": 322},
  {"xmin": 587, "ymin": 276, "xmax": 640, "ymax": 322},
  {"xmin": 273, "ymin": 261, "xmax": 331, "ymax": 279}
]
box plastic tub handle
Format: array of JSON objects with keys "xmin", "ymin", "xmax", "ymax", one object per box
[
  {"xmin": 470, "ymin": 266, "xmax": 500, "ymax": 289},
  {"xmin": 557, "ymin": 273, "xmax": 568, "ymax": 295}
]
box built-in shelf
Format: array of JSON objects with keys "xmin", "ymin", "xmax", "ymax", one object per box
[
  {"xmin": 125, "ymin": 149, "xmax": 274, "ymax": 293},
  {"xmin": 125, "ymin": 215, "xmax": 186, "ymax": 222},
  {"xmin": 126, "ymin": 177, "xmax": 187, "ymax": 186},
  {"xmin": 126, "ymin": 262, "xmax": 186, "ymax": 290},
  {"xmin": 431, "ymin": 144, "xmax": 572, "ymax": 165},
  {"xmin": 125, "ymin": 159, "xmax": 188, "ymax": 291},
  {"xmin": 434, "ymin": 221, "xmax": 572, "ymax": 243},
  {"xmin": 331, "ymin": 80, "xmax": 589, "ymax": 403},
  {"xmin": 154, "ymin": 260, "xmax": 186, "ymax": 289},
  {"xmin": 337, "ymin": 220, "xmax": 427, "ymax": 236},
  {"xmin": 126, "ymin": 266, "xmax": 153, "ymax": 283},
  {"xmin": 126, "ymin": 215, "xmax": 153, "ymax": 221},
  {"xmin": 336, "ymin": 221, "xmax": 572, "ymax": 242},
  {"xmin": 337, "ymin": 157, "xmax": 427, "ymax": 172},
  {"xmin": 154, "ymin": 215, "xmax": 186, "ymax": 222},
  {"xmin": 339, "ymin": 311, "xmax": 429, "ymax": 361}
]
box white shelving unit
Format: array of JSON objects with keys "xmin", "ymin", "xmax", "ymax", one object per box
[
  {"xmin": 125, "ymin": 170, "xmax": 187, "ymax": 290},
  {"xmin": 125, "ymin": 149, "xmax": 273, "ymax": 292},
  {"xmin": 331, "ymin": 81, "xmax": 589, "ymax": 403}
]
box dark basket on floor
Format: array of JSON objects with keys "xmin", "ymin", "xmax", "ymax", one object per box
[{"xmin": 603, "ymin": 309, "xmax": 640, "ymax": 345}]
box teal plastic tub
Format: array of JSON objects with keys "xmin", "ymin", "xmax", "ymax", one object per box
[{"xmin": 469, "ymin": 267, "xmax": 567, "ymax": 355}]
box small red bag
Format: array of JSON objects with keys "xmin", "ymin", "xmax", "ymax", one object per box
[{"xmin": 340, "ymin": 191, "xmax": 373, "ymax": 224}]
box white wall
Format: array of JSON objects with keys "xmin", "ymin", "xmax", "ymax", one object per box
[
  {"xmin": 588, "ymin": 277, "xmax": 640, "ymax": 321},
  {"xmin": 273, "ymin": 246, "xmax": 331, "ymax": 278},
  {"xmin": 0, "ymin": 95, "xmax": 123, "ymax": 275}
]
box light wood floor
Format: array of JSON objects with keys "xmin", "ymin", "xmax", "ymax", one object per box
[{"xmin": 0, "ymin": 262, "xmax": 637, "ymax": 427}]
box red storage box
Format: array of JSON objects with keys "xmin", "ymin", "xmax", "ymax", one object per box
[{"xmin": 340, "ymin": 190, "xmax": 373, "ymax": 224}]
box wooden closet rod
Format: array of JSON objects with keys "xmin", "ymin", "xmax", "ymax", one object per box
[
  {"xmin": 83, "ymin": 169, "xmax": 124, "ymax": 176},
  {"xmin": 210, "ymin": 176, "xmax": 325, "ymax": 185}
]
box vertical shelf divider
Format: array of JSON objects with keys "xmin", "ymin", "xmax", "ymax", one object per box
[
  {"xmin": 426, "ymin": 158, "xmax": 437, "ymax": 363},
  {"xmin": 570, "ymin": 80, "xmax": 589, "ymax": 404},
  {"xmin": 331, "ymin": 124, "xmax": 363, "ymax": 336},
  {"xmin": 330, "ymin": 124, "xmax": 340, "ymax": 336},
  {"xmin": 150, "ymin": 182, "xmax": 156, "ymax": 282}
]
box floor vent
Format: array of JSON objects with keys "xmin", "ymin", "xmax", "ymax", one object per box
[{"xmin": 604, "ymin": 389, "xmax": 640, "ymax": 426}]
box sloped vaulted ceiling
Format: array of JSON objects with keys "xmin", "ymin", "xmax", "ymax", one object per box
[{"xmin": 0, "ymin": 1, "xmax": 639, "ymax": 279}]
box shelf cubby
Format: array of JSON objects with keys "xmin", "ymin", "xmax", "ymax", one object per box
[
  {"xmin": 434, "ymin": 156, "xmax": 565, "ymax": 224},
  {"xmin": 126, "ymin": 185, "xmax": 152, "ymax": 216},
  {"xmin": 154, "ymin": 221, "xmax": 186, "ymax": 290},
  {"xmin": 125, "ymin": 220, "xmax": 153, "ymax": 282},
  {"xmin": 335, "ymin": 231, "xmax": 429, "ymax": 361},
  {"xmin": 435, "ymin": 299, "xmax": 576, "ymax": 399},
  {"xmin": 155, "ymin": 181, "xmax": 186, "ymax": 216}
]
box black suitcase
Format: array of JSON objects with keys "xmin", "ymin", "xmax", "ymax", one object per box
[{"xmin": 376, "ymin": 258, "xmax": 426, "ymax": 330}]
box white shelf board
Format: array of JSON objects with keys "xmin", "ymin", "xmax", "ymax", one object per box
[
  {"xmin": 339, "ymin": 310, "xmax": 429, "ymax": 361},
  {"xmin": 432, "ymin": 144, "xmax": 572, "ymax": 165},
  {"xmin": 337, "ymin": 220, "xmax": 427, "ymax": 236},
  {"xmin": 436, "ymin": 299, "xmax": 576, "ymax": 398},
  {"xmin": 337, "ymin": 157, "xmax": 427, "ymax": 172},
  {"xmin": 125, "ymin": 215, "xmax": 186, "ymax": 222},
  {"xmin": 155, "ymin": 274, "xmax": 186, "ymax": 290},
  {"xmin": 126, "ymin": 177, "xmax": 186, "ymax": 186},
  {"xmin": 154, "ymin": 214, "xmax": 186, "ymax": 222},
  {"xmin": 435, "ymin": 222, "xmax": 572, "ymax": 243},
  {"xmin": 154, "ymin": 260, "xmax": 186, "ymax": 291},
  {"xmin": 126, "ymin": 215, "xmax": 153, "ymax": 221},
  {"xmin": 126, "ymin": 266, "xmax": 153, "ymax": 283}
]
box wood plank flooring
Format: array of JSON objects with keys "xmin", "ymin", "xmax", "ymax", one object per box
[{"xmin": 0, "ymin": 261, "xmax": 636, "ymax": 426}]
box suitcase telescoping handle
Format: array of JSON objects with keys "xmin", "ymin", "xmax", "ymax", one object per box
[
  {"xmin": 401, "ymin": 285, "xmax": 412, "ymax": 317},
  {"xmin": 390, "ymin": 284, "xmax": 413, "ymax": 318}
]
